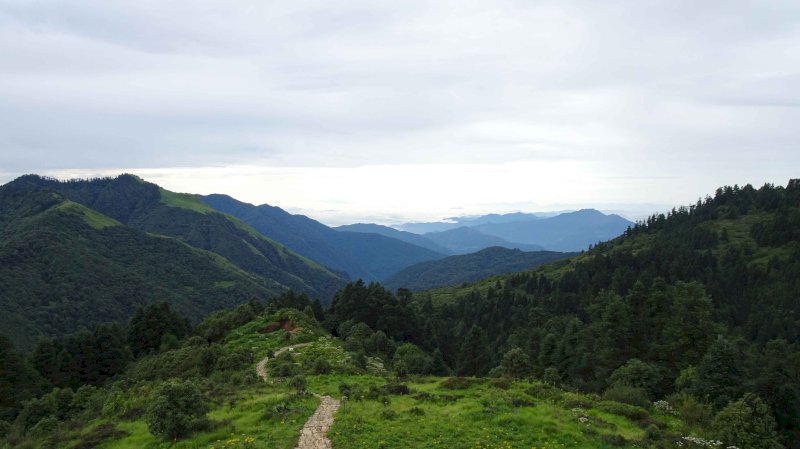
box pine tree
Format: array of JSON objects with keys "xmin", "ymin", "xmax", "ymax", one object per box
[
  {"xmin": 457, "ymin": 325, "xmax": 491, "ymax": 376},
  {"xmin": 429, "ymin": 348, "xmax": 451, "ymax": 376}
]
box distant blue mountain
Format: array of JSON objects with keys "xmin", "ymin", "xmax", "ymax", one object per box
[
  {"xmin": 422, "ymin": 226, "xmax": 544, "ymax": 254},
  {"xmin": 395, "ymin": 209, "xmax": 633, "ymax": 252},
  {"xmin": 475, "ymin": 209, "xmax": 633, "ymax": 251},
  {"xmin": 335, "ymin": 223, "xmax": 453, "ymax": 255},
  {"xmin": 396, "ymin": 212, "xmax": 543, "ymax": 234},
  {"xmin": 201, "ymin": 194, "xmax": 446, "ymax": 281}
]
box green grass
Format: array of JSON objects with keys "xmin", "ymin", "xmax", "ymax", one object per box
[
  {"xmin": 98, "ymin": 384, "xmax": 318, "ymax": 449},
  {"xmin": 55, "ymin": 200, "xmax": 121, "ymax": 229},
  {"xmin": 160, "ymin": 189, "xmax": 217, "ymax": 214},
  {"xmin": 320, "ymin": 377, "xmax": 666, "ymax": 449},
  {"xmin": 222, "ymin": 310, "xmax": 329, "ymax": 361}
]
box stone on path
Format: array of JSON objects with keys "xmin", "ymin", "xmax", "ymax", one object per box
[
  {"xmin": 254, "ymin": 344, "xmax": 340, "ymax": 448},
  {"xmin": 294, "ymin": 395, "xmax": 340, "ymax": 449}
]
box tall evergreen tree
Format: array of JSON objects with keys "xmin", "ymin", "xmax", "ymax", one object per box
[{"xmin": 457, "ymin": 325, "xmax": 491, "ymax": 376}]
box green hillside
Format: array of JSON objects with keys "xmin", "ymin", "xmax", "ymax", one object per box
[
  {"xmin": 6, "ymin": 175, "xmax": 346, "ymax": 302},
  {"xmin": 404, "ymin": 180, "xmax": 800, "ymax": 446},
  {"xmin": 1, "ymin": 304, "xmax": 726, "ymax": 449},
  {"xmin": 0, "ymin": 186, "xmax": 283, "ymax": 350}
]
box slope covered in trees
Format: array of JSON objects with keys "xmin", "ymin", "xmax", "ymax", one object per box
[
  {"xmin": 0, "ymin": 183, "xmax": 284, "ymax": 350},
  {"xmin": 201, "ymin": 194, "xmax": 446, "ymax": 281},
  {"xmin": 7, "ymin": 175, "xmax": 346, "ymax": 301},
  {"xmin": 0, "ymin": 175, "xmax": 350, "ymax": 349},
  {"xmin": 399, "ymin": 180, "xmax": 800, "ymax": 446},
  {"xmin": 383, "ymin": 246, "xmax": 573, "ymax": 291}
]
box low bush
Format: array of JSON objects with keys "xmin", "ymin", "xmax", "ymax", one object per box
[
  {"xmin": 596, "ymin": 401, "xmax": 650, "ymax": 421},
  {"xmin": 602, "ymin": 385, "xmax": 651, "ymax": 408},
  {"xmin": 145, "ymin": 379, "xmax": 209, "ymax": 441},
  {"xmin": 441, "ymin": 377, "xmax": 481, "ymax": 390}
]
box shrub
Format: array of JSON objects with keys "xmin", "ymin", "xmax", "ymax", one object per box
[
  {"xmin": 596, "ymin": 401, "xmax": 650, "ymax": 421},
  {"xmin": 712, "ymin": 393, "xmax": 780, "ymax": 449},
  {"xmin": 380, "ymin": 409, "xmax": 397, "ymax": 420},
  {"xmin": 408, "ymin": 406, "xmax": 425, "ymax": 416},
  {"xmin": 145, "ymin": 380, "xmax": 209, "ymax": 440},
  {"xmin": 645, "ymin": 423, "xmax": 662, "ymax": 440},
  {"xmin": 441, "ymin": 377, "xmax": 480, "ymax": 390},
  {"xmin": 0, "ymin": 420, "xmax": 10, "ymax": 437},
  {"xmin": 28, "ymin": 416, "xmax": 58, "ymax": 437},
  {"xmin": 542, "ymin": 367, "xmax": 561, "ymax": 386},
  {"xmin": 489, "ymin": 377, "xmax": 513, "ymax": 390},
  {"xmin": 392, "ymin": 343, "xmax": 431, "ymax": 375},
  {"xmin": 609, "ymin": 359, "xmax": 662, "ymax": 397},
  {"xmin": 383, "ymin": 383, "xmax": 410, "ymax": 395},
  {"xmin": 510, "ymin": 397, "xmax": 535, "ymax": 408},
  {"xmin": 668, "ymin": 393, "xmax": 714, "ymax": 428},
  {"xmin": 289, "ymin": 376, "xmax": 307, "ymax": 394},
  {"xmin": 526, "ymin": 383, "xmax": 563, "ymax": 401},
  {"xmin": 72, "ymin": 423, "xmax": 129, "ymax": 449},
  {"xmin": 600, "ymin": 434, "xmax": 627, "ymax": 447},
  {"xmin": 310, "ymin": 358, "xmax": 331, "ymax": 375},
  {"xmin": 499, "ymin": 348, "xmax": 532, "ymax": 379},
  {"xmin": 602, "ymin": 385, "xmax": 651, "ymax": 408}
]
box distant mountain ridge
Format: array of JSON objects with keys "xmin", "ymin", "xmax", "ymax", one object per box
[
  {"xmin": 396, "ymin": 212, "xmax": 546, "ymax": 234},
  {"xmin": 395, "ymin": 209, "xmax": 633, "ymax": 252},
  {"xmin": 334, "ymin": 223, "xmax": 453, "ymax": 255},
  {"xmin": 422, "ymin": 226, "xmax": 544, "ymax": 254},
  {"xmin": 201, "ymin": 194, "xmax": 446, "ymax": 281},
  {"xmin": 384, "ymin": 246, "xmax": 574, "ymax": 292},
  {"xmin": 474, "ymin": 209, "xmax": 633, "ymax": 252}
]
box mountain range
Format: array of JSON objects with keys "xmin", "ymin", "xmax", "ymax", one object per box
[
  {"xmin": 396, "ymin": 209, "xmax": 633, "ymax": 252},
  {"xmin": 0, "ymin": 175, "xmax": 346, "ymax": 349},
  {"xmin": 0, "ymin": 174, "xmax": 635, "ymax": 350},
  {"xmin": 201, "ymin": 195, "xmax": 446, "ymax": 281}
]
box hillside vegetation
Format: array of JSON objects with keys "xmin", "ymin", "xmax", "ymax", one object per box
[
  {"xmin": 7, "ymin": 175, "xmax": 346, "ymax": 300},
  {"xmin": 384, "ymin": 247, "xmax": 574, "ymax": 291},
  {"xmin": 1, "ymin": 298, "xmax": 727, "ymax": 449},
  {"xmin": 0, "ymin": 174, "xmax": 352, "ymax": 350}
]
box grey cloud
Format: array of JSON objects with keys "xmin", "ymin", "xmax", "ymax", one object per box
[{"xmin": 0, "ymin": 0, "xmax": 799, "ymax": 179}]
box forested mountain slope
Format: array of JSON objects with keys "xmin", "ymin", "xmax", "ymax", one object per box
[
  {"xmin": 384, "ymin": 246, "xmax": 573, "ymax": 291},
  {"xmin": 201, "ymin": 194, "xmax": 446, "ymax": 281},
  {"xmin": 7, "ymin": 175, "xmax": 346, "ymax": 302},
  {"xmin": 0, "ymin": 184, "xmax": 281, "ymax": 350},
  {"xmin": 402, "ymin": 180, "xmax": 800, "ymax": 446}
]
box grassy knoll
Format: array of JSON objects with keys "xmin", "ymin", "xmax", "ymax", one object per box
[
  {"xmin": 307, "ymin": 376, "xmax": 686, "ymax": 449},
  {"xmin": 98, "ymin": 384, "xmax": 318, "ymax": 449}
]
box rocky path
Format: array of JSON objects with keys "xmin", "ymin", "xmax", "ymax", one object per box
[
  {"xmin": 256, "ymin": 343, "xmax": 340, "ymax": 449},
  {"xmin": 255, "ymin": 343, "xmax": 311, "ymax": 381},
  {"xmin": 294, "ymin": 395, "xmax": 340, "ymax": 449}
]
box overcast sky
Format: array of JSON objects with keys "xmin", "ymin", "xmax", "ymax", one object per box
[{"xmin": 1, "ymin": 0, "xmax": 798, "ymax": 225}]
